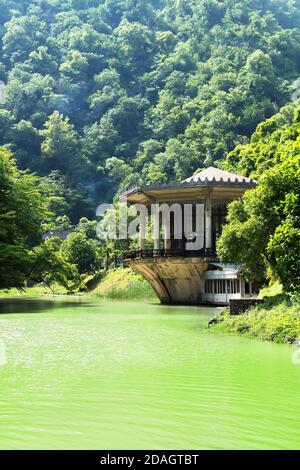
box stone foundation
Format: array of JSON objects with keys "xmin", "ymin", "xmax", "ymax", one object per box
[{"xmin": 124, "ymin": 257, "xmax": 211, "ymax": 305}]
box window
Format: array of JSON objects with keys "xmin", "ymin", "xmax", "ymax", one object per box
[
  {"xmin": 205, "ymin": 280, "xmax": 213, "ymax": 294},
  {"xmin": 227, "ymin": 279, "xmax": 240, "ymax": 294},
  {"xmin": 205, "ymin": 279, "xmax": 226, "ymax": 294},
  {"xmin": 205, "ymin": 279, "xmax": 240, "ymax": 295}
]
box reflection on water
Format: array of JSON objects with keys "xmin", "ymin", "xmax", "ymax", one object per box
[
  {"xmin": 0, "ymin": 297, "xmax": 89, "ymax": 314},
  {"xmin": 0, "ymin": 298, "xmax": 299, "ymax": 450}
]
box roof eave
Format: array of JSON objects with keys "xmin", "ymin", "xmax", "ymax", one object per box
[{"xmin": 120, "ymin": 180, "xmax": 257, "ymax": 201}]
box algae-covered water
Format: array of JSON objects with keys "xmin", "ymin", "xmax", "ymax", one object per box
[{"xmin": 0, "ymin": 298, "xmax": 299, "ymax": 450}]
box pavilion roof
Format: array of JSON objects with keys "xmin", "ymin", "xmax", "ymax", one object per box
[
  {"xmin": 120, "ymin": 166, "xmax": 257, "ymax": 203},
  {"xmin": 182, "ymin": 167, "xmax": 254, "ymax": 185}
]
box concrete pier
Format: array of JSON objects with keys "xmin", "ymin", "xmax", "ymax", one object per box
[{"xmin": 124, "ymin": 257, "xmax": 211, "ymax": 305}]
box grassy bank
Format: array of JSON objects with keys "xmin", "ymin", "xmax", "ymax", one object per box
[
  {"xmin": 0, "ymin": 284, "xmax": 70, "ymax": 298},
  {"xmin": 0, "ymin": 268, "xmax": 158, "ymax": 302},
  {"xmin": 93, "ymin": 268, "xmax": 158, "ymax": 301},
  {"xmin": 214, "ymin": 285, "xmax": 300, "ymax": 344}
]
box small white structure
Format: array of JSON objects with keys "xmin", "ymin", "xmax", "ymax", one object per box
[
  {"xmin": 203, "ymin": 263, "xmax": 255, "ymax": 305},
  {"xmin": 42, "ymin": 229, "xmax": 77, "ymax": 242}
]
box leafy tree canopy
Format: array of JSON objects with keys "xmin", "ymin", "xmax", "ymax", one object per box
[
  {"xmin": 0, "ymin": 146, "xmax": 77, "ymax": 289},
  {"xmin": 0, "ymin": 0, "xmax": 299, "ymax": 214},
  {"xmin": 218, "ymin": 132, "xmax": 300, "ymax": 293},
  {"xmin": 61, "ymin": 231, "xmax": 102, "ymax": 274}
]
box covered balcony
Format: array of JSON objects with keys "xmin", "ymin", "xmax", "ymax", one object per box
[
  {"xmin": 124, "ymin": 247, "xmax": 216, "ymax": 261},
  {"xmin": 121, "ymin": 167, "xmax": 256, "ymax": 263}
]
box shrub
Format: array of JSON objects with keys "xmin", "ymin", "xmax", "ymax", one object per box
[
  {"xmin": 61, "ymin": 232, "xmax": 101, "ymax": 274},
  {"xmin": 217, "ymin": 297, "xmax": 300, "ymax": 344}
]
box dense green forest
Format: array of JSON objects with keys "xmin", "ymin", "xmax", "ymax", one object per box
[
  {"xmin": 0, "ymin": 0, "xmax": 299, "ymax": 293},
  {"xmin": 0, "ymin": 0, "xmax": 300, "ymax": 226}
]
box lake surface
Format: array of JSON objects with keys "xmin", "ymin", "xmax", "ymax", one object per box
[{"xmin": 0, "ymin": 297, "xmax": 299, "ymax": 450}]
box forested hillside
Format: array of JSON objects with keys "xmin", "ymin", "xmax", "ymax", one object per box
[
  {"xmin": 218, "ymin": 104, "xmax": 300, "ymax": 292},
  {"xmin": 0, "ymin": 0, "xmax": 300, "ymax": 225}
]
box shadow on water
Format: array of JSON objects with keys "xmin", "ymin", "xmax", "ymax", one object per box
[
  {"xmin": 0, "ymin": 297, "xmax": 92, "ymax": 315},
  {"xmin": 153, "ymin": 303, "xmax": 222, "ymax": 315}
]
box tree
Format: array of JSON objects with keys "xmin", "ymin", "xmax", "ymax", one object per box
[
  {"xmin": 29, "ymin": 46, "xmax": 58, "ymax": 76},
  {"xmin": 105, "ymin": 157, "xmax": 133, "ymax": 184},
  {"xmin": 223, "ymin": 103, "xmax": 300, "ymax": 178},
  {"xmin": 267, "ymin": 188, "xmax": 300, "ymax": 293},
  {"xmin": 2, "ymin": 14, "xmax": 45, "ymax": 64},
  {"xmin": 217, "ymin": 155, "xmax": 300, "ymax": 292},
  {"xmin": 30, "ymin": 237, "xmax": 80, "ymax": 291},
  {"xmin": 78, "ymin": 217, "xmax": 98, "ymax": 239},
  {"xmin": 40, "ymin": 171, "xmax": 94, "ymax": 226},
  {"xmin": 59, "ymin": 50, "xmax": 88, "ymax": 80},
  {"xmin": 268, "ymin": 219, "xmax": 300, "ymax": 293},
  {"xmin": 0, "ymin": 0, "xmax": 300, "ymax": 220},
  {"xmin": 61, "ymin": 232, "xmax": 101, "ymax": 274},
  {"xmin": 116, "ymin": 20, "xmax": 156, "ymax": 73},
  {"xmin": 40, "ymin": 111, "xmax": 80, "ymax": 175},
  {"xmin": 0, "ymin": 147, "xmax": 46, "ymax": 288},
  {"xmin": 9, "ymin": 120, "xmax": 41, "ymax": 169},
  {"xmin": 5, "ymin": 72, "xmax": 55, "ymax": 123},
  {"xmin": 0, "ymin": 147, "xmax": 84, "ymax": 290},
  {"xmin": 0, "ymin": 109, "xmax": 15, "ymax": 141}
]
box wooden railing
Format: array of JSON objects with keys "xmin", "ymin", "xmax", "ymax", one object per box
[{"xmin": 124, "ymin": 248, "xmax": 216, "ymax": 260}]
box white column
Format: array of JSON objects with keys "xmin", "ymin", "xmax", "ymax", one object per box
[
  {"xmin": 139, "ymin": 212, "xmax": 146, "ymax": 252},
  {"xmin": 164, "ymin": 216, "xmax": 171, "ymax": 251},
  {"xmin": 152, "ymin": 204, "xmax": 161, "ymax": 255},
  {"xmin": 205, "ymin": 194, "xmax": 213, "ymax": 250}
]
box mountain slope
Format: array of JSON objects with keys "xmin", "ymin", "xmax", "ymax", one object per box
[{"xmin": 0, "ymin": 0, "xmax": 300, "ymax": 221}]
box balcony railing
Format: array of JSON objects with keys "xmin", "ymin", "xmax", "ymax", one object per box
[{"xmin": 124, "ymin": 248, "xmax": 216, "ymax": 261}]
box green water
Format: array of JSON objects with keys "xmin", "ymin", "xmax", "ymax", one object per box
[{"xmin": 0, "ymin": 298, "xmax": 299, "ymax": 450}]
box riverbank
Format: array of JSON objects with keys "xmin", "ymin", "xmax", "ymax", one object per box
[
  {"xmin": 1, "ymin": 274, "xmax": 299, "ymax": 345},
  {"xmin": 213, "ymin": 288, "xmax": 300, "ymax": 344},
  {"xmin": 0, "ymin": 284, "xmax": 70, "ymax": 297},
  {"xmin": 0, "ymin": 268, "xmax": 158, "ymax": 302},
  {"xmin": 92, "ymin": 269, "xmax": 157, "ymax": 301}
]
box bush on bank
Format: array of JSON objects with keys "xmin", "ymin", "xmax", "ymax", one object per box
[{"xmin": 215, "ymin": 294, "xmax": 300, "ymax": 344}]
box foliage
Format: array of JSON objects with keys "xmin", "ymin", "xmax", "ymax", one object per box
[
  {"xmin": 0, "ymin": 147, "xmax": 48, "ymax": 288},
  {"xmin": 39, "ymin": 171, "xmax": 94, "ymax": 227},
  {"xmin": 40, "ymin": 111, "xmax": 82, "ymax": 176},
  {"xmin": 0, "ymin": 1, "xmax": 300, "ymax": 297},
  {"xmin": 215, "ymin": 295, "xmax": 300, "ymax": 344},
  {"xmin": 0, "ymin": 284, "xmax": 70, "ymax": 297},
  {"xmin": 61, "ymin": 231, "xmax": 102, "ymax": 274},
  {"xmin": 0, "ymin": 0, "xmax": 299, "ymax": 213},
  {"xmin": 223, "ymin": 103, "xmax": 300, "ymax": 177},
  {"xmin": 78, "ymin": 217, "xmax": 98, "ymax": 239},
  {"xmin": 94, "ymin": 268, "xmax": 157, "ymax": 301},
  {"xmin": 218, "ymin": 142, "xmax": 300, "ymax": 293},
  {"xmin": 258, "ymin": 281, "xmax": 283, "ymax": 299},
  {"xmin": 0, "ymin": 146, "xmax": 81, "ymax": 290},
  {"xmin": 30, "ymin": 237, "xmax": 80, "ymax": 291}
]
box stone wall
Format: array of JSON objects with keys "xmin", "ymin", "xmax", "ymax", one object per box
[
  {"xmin": 229, "ymin": 299, "xmax": 264, "ymax": 315},
  {"xmin": 125, "ymin": 257, "xmax": 210, "ymax": 305}
]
